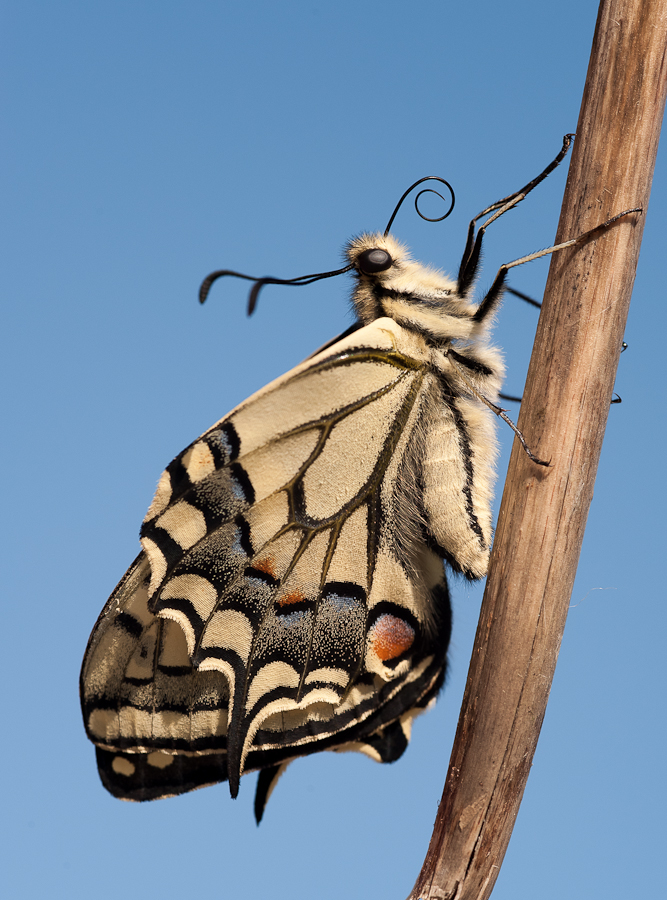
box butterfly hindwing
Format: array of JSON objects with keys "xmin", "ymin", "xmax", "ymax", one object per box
[{"xmin": 82, "ymin": 318, "xmax": 461, "ymax": 810}]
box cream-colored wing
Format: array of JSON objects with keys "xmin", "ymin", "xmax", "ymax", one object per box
[
  {"xmin": 80, "ymin": 553, "xmax": 230, "ymax": 800},
  {"xmin": 82, "ymin": 317, "xmax": 499, "ymax": 815}
]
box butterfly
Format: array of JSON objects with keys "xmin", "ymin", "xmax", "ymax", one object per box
[{"xmin": 81, "ymin": 137, "xmax": 575, "ymax": 822}]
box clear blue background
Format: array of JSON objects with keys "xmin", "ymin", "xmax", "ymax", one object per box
[{"xmin": 3, "ymin": 2, "xmax": 665, "ymax": 898}]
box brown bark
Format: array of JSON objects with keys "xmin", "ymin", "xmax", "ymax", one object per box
[{"xmin": 409, "ymin": 2, "xmax": 667, "ymax": 898}]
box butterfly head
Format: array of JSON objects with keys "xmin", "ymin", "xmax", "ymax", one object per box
[{"xmin": 347, "ymin": 233, "xmax": 476, "ymax": 342}]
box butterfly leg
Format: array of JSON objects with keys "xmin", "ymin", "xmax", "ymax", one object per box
[
  {"xmin": 457, "ymin": 135, "xmax": 574, "ymax": 297},
  {"xmin": 471, "ymin": 208, "xmax": 642, "ymax": 325}
]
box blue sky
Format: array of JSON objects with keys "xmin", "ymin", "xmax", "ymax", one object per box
[{"xmin": 3, "ymin": 2, "xmax": 665, "ymax": 898}]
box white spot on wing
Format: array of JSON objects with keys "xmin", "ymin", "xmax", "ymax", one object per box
[
  {"xmin": 198, "ymin": 658, "xmax": 236, "ymax": 721},
  {"xmin": 160, "ymin": 573, "xmax": 218, "ymax": 623},
  {"xmin": 145, "ymin": 470, "xmax": 172, "ymax": 521},
  {"xmin": 111, "ymin": 757, "xmax": 136, "ymax": 777},
  {"xmin": 141, "ymin": 537, "xmax": 167, "ymax": 598},
  {"xmin": 245, "ymin": 661, "xmax": 300, "ymax": 712},
  {"xmin": 155, "ymin": 501, "xmax": 207, "ymax": 550},
  {"xmin": 304, "ymin": 667, "xmax": 349, "ymax": 687},
  {"xmin": 147, "ymin": 751, "xmax": 174, "ymax": 769},
  {"xmin": 182, "ymin": 442, "xmax": 216, "ymax": 483},
  {"xmin": 88, "ymin": 708, "xmax": 120, "ymax": 742},
  {"xmin": 199, "ymin": 608, "xmax": 254, "ymax": 664}
]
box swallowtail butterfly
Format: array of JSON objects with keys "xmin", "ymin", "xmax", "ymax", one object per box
[{"xmin": 81, "ymin": 136, "xmax": 619, "ymax": 822}]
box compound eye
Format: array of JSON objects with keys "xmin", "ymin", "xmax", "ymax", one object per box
[{"xmin": 357, "ymin": 248, "xmax": 393, "ymax": 274}]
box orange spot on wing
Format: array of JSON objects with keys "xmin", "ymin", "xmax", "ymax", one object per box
[
  {"xmin": 253, "ymin": 556, "xmax": 276, "ymax": 577},
  {"xmin": 277, "ymin": 589, "xmax": 306, "ymax": 607},
  {"xmin": 369, "ymin": 614, "xmax": 415, "ymax": 661}
]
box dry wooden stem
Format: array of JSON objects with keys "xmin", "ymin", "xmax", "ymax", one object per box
[{"xmin": 409, "ymin": 2, "xmax": 667, "ymax": 898}]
